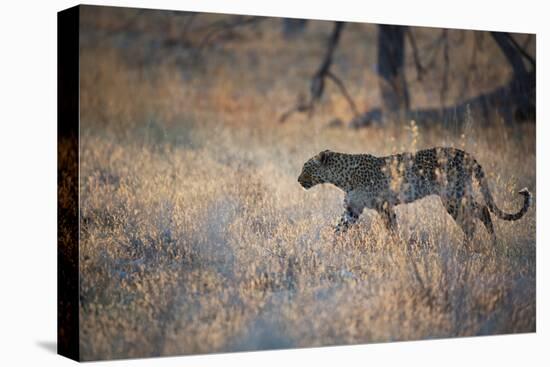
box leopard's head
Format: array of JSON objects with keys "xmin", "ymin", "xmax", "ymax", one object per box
[{"xmin": 298, "ymin": 150, "xmax": 338, "ymax": 189}]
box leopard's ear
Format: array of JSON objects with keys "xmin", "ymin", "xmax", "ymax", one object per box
[{"xmin": 317, "ymin": 150, "xmax": 331, "ymax": 165}]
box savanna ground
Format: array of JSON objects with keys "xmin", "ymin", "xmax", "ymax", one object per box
[{"xmin": 74, "ymin": 6, "xmax": 535, "ymax": 360}]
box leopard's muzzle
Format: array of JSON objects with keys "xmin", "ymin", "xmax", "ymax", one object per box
[{"xmin": 298, "ymin": 173, "xmax": 314, "ymax": 189}]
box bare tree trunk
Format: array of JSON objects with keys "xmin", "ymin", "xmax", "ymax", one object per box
[
  {"xmin": 490, "ymin": 31, "xmax": 535, "ymax": 121},
  {"xmin": 352, "ymin": 30, "xmax": 535, "ymax": 128},
  {"xmin": 377, "ymin": 25, "xmax": 410, "ymax": 114}
]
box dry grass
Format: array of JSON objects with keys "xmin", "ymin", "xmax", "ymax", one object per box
[{"xmin": 74, "ymin": 6, "xmax": 535, "ymax": 361}]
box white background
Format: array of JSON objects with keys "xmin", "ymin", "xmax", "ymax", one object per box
[{"xmin": 0, "ymin": 0, "xmax": 547, "ymax": 365}]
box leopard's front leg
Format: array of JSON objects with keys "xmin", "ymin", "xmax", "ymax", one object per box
[
  {"xmin": 377, "ymin": 202, "xmax": 398, "ymax": 233},
  {"xmin": 334, "ymin": 205, "xmax": 361, "ymax": 234}
]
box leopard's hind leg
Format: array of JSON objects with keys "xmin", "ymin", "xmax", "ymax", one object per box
[
  {"xmin": 475, "ymin": 202, "xmax": 497, "ymax": 246},
  {"xmin": 443, "ymin": 196, "xmax": 497, "ymax": 251},
  {"xmin": 376, "ymin": 202, "xmax": 400, "ymax": 243},
  {"xmin": 441, "ymin": 167, "xmax": 483, "ymax": 251},
  {"xmin": 442, "ymin": 196, "xmax": 477, "ymax": 251}
]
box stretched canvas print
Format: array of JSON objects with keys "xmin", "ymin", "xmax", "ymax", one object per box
[{"xmin": 58, "ymin": 4, "xmax": 536, "ymax": 361}]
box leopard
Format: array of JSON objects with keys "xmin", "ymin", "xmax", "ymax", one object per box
[{"xmin": 297, "ymin": 147, "xmax": 531, "ymax": 247}]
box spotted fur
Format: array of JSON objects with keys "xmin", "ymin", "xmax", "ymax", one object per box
[{"xmin": 298, "ymin": 147, "xmax": 531, "ymax": 246}]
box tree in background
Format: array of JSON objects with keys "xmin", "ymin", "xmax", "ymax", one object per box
[{"xmin": 282, "ymin": 22, "xmax": 535, "ymax": 128}]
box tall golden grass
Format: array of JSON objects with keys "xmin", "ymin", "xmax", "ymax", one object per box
[{"xmin": 75, "ymin": 8, "xmax": 535, "ymax": 360}]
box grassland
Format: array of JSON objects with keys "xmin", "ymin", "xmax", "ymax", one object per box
[{"xmin": 75, "ymin": 7, "xmax": 535, "ymax": 360}]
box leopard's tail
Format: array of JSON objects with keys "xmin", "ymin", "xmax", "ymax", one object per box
[{"xmin": 474, "ymin": 162, "xmax": 531, "ymax": 221}]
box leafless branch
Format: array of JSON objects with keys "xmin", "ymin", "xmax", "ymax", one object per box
[
  {"xmin": 181, "ymin": 13, "xmax": 197, "ymax": 41},
  {"xmin": 505, "ymin": 33, "xmax": 536, "ymax": 69},
  {"xmin": 280, "ymin": 22, "xmax": 360, "ymax": 123},
  {"xmin": 326, "ymin": 71, "xmax": 360, "ymax": 117},
  {"xmin": 279, "ymin": 97, "xmax": 314, "ymax": 123},
  {"xmin": 423, "ymin": 30, "xmax": 447, "ymax": 70},
  {"xmin": 440, "ymin": 29, "xmax": 450, "ymax": 106},
  {"xmin": 197, "ymin": 15, "xmax": 265, "ymax": 51},
  {"xmin": 406, "ymin": 28, "xmax": 426, "ymax": 81},
  {"xmin": 521, "ymin": 34, "xmax": 533, "ymax": 50},
  {"xmin": 458, "ymin": 31, "xmax": 480, "ymax": 100}
]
